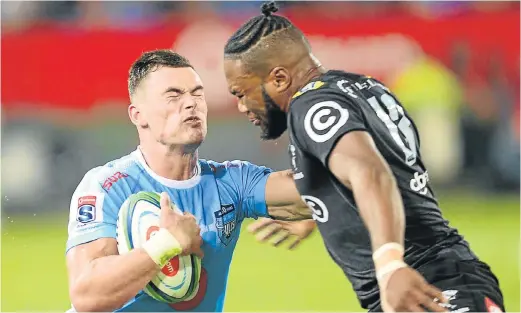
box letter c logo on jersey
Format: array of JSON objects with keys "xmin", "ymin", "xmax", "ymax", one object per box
[
  {"xmin": 304, "ymin": 101, "xmax": 349, "ymax": 143},
  {"xmin": 301, "ymin": 195, "xmax": 329, "ymax": 223}
]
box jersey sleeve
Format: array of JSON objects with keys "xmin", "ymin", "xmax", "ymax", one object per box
[
  {"xmin": 66, "ymin": 168, "xmax": 126, "ymax": 253},
  {"xmin": 290, "ymin": 86, "xmax": 368, "ymax": 167},
  {"xmin": 226, "ymin": 160, "xmax": 273, "ymax": 219}
]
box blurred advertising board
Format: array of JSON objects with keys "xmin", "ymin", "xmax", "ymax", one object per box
[{"xmin": 2, "ymin": 10, "xmax": 518, "ymax": 115}]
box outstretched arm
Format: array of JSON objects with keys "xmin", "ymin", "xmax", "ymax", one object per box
[
  {"xmin": 264, "ymin": 170, "xmax": 313, "ymax": 221},
  {"xmin": 230, "ymin": 162, "xmax": 314, "ymax": 248},
  {"xmin": 248, "ymin": 170, "xmax": 316, "ymax": 249}
]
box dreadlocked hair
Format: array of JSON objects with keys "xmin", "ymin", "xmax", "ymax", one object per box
[{"xmin": 224, "ymin": 1, "xmax": 294, "ymax": 55}]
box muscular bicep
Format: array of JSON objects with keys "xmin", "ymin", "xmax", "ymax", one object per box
[
  {"xmin": 265, "ymin": 170, "xmax": 311, "ymax": 220},
  {"xmin": 66, "ymin": 238, "xmax": 118, "ymax": 286},
  {"xmin": 327, "ymin": 131, "xmax": 394, "ymax": 191}
]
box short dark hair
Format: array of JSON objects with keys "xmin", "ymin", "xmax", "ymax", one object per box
[
  {"xmin": 128, "ymin": 49, "xmax": 193, "ymax": 97},
  {"xmin": 223, "ymin": 1, "xmax": 308, "ymax": 75}
]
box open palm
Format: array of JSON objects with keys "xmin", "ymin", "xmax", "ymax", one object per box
[{"xmin": 247, "ymin": 218, "xmax": 316, "ymax": 249}]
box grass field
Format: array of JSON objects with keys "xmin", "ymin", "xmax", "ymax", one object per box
[{"xmin": 2, "ymin": 192, "xmax": 519, "ymax": 312}]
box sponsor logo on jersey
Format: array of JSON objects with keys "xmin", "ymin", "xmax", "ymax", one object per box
[
  {"xmin": 209, "ymin": 162, "xmax": 240, "ymax": 173},
  {"xmin": 336, "ymin": 80, "xmax": 359, "ymax": 99},
  {"xmin": 214, "ymin": 204, "xmax": 237, "ymax": 245},
  {"xmin": 433, "ymin": 290, "xmax": 470, "ymax": 312},
  {"xmin": 485, "ymin": 297, "xmax": 503, "ymax": 312},
  {"xmin": 410, "ymin": 171, "xmax": 429, "ymax": 195},
  {"xmin": 292, "ymin": 81, "xmax": 325, "ymax": 99},
  {"xmin": 443, "ymin": 289, "xmax": 458, "ymax": 302},
  {"xmin": 301, "ymin": 195, "xmax": 329, "ymax": 223},
  {"xmin": 102, "ymin": 171, "xmax": 129, "ymax": 191},
  {"xmin": 289, "ymin": 145, "xmax": 304, "ymax": 180},
  {"xmin": 451, "ymin": 308, "xmax": 470, "ymax": 313},
  {"xmin": 338, "ymin": 77, "xmax": 389, "ymax": 96},
  {"xmin": 77, "ymin": 195, "xmax": 97, "ymax": 223},
  {"xmin": 304, "ymin": 101, "xmax": 349, "ymax": 143}
]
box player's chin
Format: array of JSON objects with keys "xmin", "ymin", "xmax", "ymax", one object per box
[
  {"xmin": 187, "ymin": 128, "xmax": 207, "ymax": 144},
  {"xmin": 260, "ymin": 129, "xmax": 284, "ymax": 140},
  {"xmin": 260, "ymin": 122, "xmax": 287, "ymax": 140}
]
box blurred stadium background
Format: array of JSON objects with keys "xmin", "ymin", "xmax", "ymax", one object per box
[{"xmin": 1, "ymin": 1, "xmax": 519, "ymax": 311}]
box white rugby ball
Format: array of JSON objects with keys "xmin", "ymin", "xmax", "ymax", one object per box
[{"xmin": 116, "ymin": 191, "xmax": 201, "ymax": 303}]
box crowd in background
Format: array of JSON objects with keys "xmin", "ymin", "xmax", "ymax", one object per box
[
  {"xmin": 2, "ymin": 1, "xmax": 518, "ymax": 31},
  {"xmin": 1, "ymin": 1, "xmax": 519, "ymax": 215}
]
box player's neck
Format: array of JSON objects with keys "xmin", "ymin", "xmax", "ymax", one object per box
[
  {"xmin": 138, "ymin": 143, "xmax": 199, "ymax": 181},
  {"xmin": 285, "ymin": 55, "xmax": 327, "ymax": 110}
]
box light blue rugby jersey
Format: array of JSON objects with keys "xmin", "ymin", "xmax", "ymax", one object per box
[{"xmin": 66, "ymin": 148, "xmax": 272, "ymax": 312}]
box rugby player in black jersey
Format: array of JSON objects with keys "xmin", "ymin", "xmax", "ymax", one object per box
[{"xmin": 223, "ymin": 2, "xmax": 505, "ymax": 312}]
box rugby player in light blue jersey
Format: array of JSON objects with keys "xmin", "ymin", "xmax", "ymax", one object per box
[{"xmin": 65, "ymin": 50, "xmax": 316, "ymax": 312}]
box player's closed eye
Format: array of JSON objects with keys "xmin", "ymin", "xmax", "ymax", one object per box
[
  {"xmin": 192, "ymin": 90, "xmax": 204, "ymax": 97},
  {"xmin": 167, "ymin": 94, "xmax": 181, "ymax": 102}
]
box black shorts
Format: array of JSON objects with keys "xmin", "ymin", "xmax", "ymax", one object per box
[{"xmin": 369, "ymin": 257, "xmax": 505, "ymax": 312}]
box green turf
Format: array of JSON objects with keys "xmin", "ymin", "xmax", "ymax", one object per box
[{"xmin": 2, "ymin": 193, "xmax": 519, "ymax": 311}]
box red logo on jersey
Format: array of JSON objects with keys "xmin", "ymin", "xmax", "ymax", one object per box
[
  {"xmin": 146, "ymin": 226, "xmax": 180, "ymax": 277},
  {"xmin": 102, "ymin": 172, "xmax": 128, "ymax": 191},
  {"xmin": 169, "ymin": 267, "xmax": 208, "ymax": 310},
  {"xmin": 485, "ymin": 297, "xmax": 503, "ymax": 312},
  {"xmin": 78, "ymin": 195, "xmax": 96, "ymax": 207},
  {"xmin": 161, "ymin": 257, "xmax": 180, "ymax": 277},
  {"xmin": 146, "ymin": 226, "xmax": 160, "ymax": 241}
]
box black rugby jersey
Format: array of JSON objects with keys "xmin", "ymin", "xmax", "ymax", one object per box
[{"xmin": 287, "ymin": 70, "xmax": 476, "ymax": 309}]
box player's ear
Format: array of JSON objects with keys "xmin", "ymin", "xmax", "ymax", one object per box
[
  {"xmin": 128, "ymin": 103, "xmax": 147, "ymax": 128},
  {"xmin": 269, "ymin": 67, "xmax": 291, "ymax": 93}
]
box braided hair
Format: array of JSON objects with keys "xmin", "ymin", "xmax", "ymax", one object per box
[{"xmin": 224, "ymin": 1, "xmax": 296, "ymax": 56}]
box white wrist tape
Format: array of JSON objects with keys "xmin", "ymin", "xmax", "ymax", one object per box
[
  {"xmin": 376, "ymin": 260, "xmax": 408, "ymax": 281},
  {"xmin": 372, "ymin": 242, "xmax": 404, "ymax": 261},
  {"xmin": 142, "ymin": 228, "xmax": 182, "ymax": 268}
]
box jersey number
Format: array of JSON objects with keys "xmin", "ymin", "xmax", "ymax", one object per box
[{"xmin": 367, "ymin": 94, "xmax": 417, "ymax": 166}]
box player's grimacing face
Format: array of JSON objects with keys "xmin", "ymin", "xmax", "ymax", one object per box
[
  {"xmin": 136, "ymin": 66, "xmax": 208, "ymax": 146},
  {"xmin": 224, "ymin": 59, "xmax": 287, "ymax": 140}
]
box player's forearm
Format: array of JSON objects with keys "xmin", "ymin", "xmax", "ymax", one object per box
[
  {"xmin": 350, "ymin": 166, "xmax": 405, "ymax": 251},
  {"xmin": 70, "ymin": 248, "xmax": 159, "ymax": 312},
  {"xmin": 268, "ymin": 203, "xmax": 312, "ymax": 221},
  {"xmin": 265, "ymin": 170, "xmax": 312, "ymax": 221}
]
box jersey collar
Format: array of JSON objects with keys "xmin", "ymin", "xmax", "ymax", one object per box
[{"xmin": 132, "ymin": 147, "xmax": 202, "ymax": 189}]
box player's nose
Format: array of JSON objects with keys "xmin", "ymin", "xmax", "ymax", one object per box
[{"xmin": 183, "ymin": 97, "xmax": 198, "ymax": 111}]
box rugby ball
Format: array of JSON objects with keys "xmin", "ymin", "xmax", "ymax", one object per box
[{"xmin": 116, "ymin": 191, "xmax": 201, "ymax": 303}]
